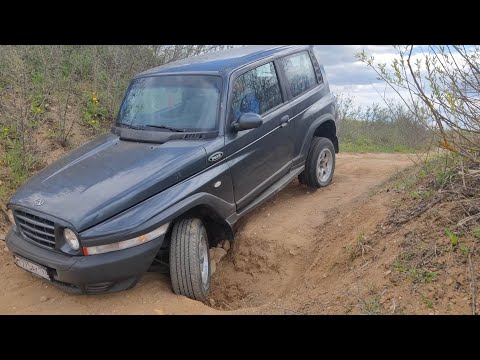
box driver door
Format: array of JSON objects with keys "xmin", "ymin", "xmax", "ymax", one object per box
[{"xmin": 224, "ymin": 61, "xmax": 295, "ymax": 211}]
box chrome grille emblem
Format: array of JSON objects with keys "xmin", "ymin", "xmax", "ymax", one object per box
[{"xmin": 34, "ymin": 198, "xmax": 44, "ymax": 206}]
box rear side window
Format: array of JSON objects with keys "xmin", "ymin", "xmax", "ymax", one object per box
[
  {"xmin": 281, "ymin": 52, "xmax": 318, "ymax": 98},
  {"xmin": 231, "ymin": 62, "xmax": 282, "ymax": 121},
  {"xmin": 309, "ymin": 49, "xmax": 324, "ymax": 84}
]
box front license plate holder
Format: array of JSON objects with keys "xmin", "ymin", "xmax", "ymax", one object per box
[{"xmin": 14, "ymin": 255, "xmax": 51, "ymax": 281}]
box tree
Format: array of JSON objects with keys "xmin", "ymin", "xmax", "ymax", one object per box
[{"xmin": 357, "ymin": 45, "xmax": 480, "ymax": 162}]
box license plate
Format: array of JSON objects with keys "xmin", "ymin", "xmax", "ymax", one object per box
[{"xmin": 14, "ymin": 256, "xmax": 51, "ymax": 281}]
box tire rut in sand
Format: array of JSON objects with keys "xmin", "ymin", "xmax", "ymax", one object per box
[{"xmin": 209, "ymin": 153, "xmax": 415, "ymax": 311}]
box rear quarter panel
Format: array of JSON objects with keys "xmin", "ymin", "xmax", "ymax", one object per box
[{"xmin": 291, "ymin": 86, "xmax": 336, "ymax": 166}]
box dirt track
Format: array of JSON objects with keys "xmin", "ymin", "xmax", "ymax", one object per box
[{"xmin": 0, "ymin": 153, "xmax": 414, "ymax": 314}]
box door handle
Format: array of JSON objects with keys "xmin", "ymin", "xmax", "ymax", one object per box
[{"xmin": 280, "ymin": 115, "xmax": 290, "ymax": 128}]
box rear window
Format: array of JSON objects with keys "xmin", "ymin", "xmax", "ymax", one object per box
[{"xmin": 281, "ymin": 52, "xmax": 318, "ymax": 98}]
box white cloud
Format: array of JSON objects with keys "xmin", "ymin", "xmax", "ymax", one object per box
[
  {"xmin": 330, "ymin": 83, "xmax": 411, "ymax": 108},
  {"xmin": 315, "ymin": 45, "xmax": 399, "ymax": 106},
  {"xmin": 316, "ymin": 45, "xmax": 472, "ymax": 108}
]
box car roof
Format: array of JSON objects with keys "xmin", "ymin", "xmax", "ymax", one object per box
[{"xmin": 135, "ymin": 45, "xmax": 314, "ymax": 78}]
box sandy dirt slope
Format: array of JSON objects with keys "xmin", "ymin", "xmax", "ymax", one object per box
[{"xmin": 0, "ymin": 153, "xmax": 414, "ymax": 314}]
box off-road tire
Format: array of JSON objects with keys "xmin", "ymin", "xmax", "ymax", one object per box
[{"xmin": 302, "ymin": 137, "xmax": 335, "ymax": 188}]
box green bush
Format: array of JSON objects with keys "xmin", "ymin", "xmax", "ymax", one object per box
[
  {"xmin": 1, "ymin": 137, "xmax": 37, "ymax": 188},
  {"xmin": 336, "ymin": 95, "xmax": 430, "ymax": 153}
]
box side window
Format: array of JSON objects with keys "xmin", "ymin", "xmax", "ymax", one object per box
[
  {"xmin": 309, "ymin": 49, "xmax": 324, "ymax": 84},
  {"xmin": 281, "ymin": 51, "xmax": 318, "ymax": 98},
  {"xmin": 231, "ymin": 62, "xmax": 282, "ymax": 121}
]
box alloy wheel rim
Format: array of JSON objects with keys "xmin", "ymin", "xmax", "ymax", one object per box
[
  {"xmin": 199, "ymin": 235, "xmax": 209, "ymax": 286},
  {"xmin": 317, "ymin": 148, "xmax": 333, "ymax": 182}
]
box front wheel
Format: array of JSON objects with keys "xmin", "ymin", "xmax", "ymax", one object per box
[
  {"xmin": 301, "ymin": 137, "xmax": 336, "ymax": 188},
  {"xmin": 169, "ymin": 218, "xmax": 210, "ymax": 301}
]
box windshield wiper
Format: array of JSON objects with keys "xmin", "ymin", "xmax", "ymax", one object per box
[
  {"xmin": 117, "ymin": 123, "xmax": 187, "ymax": 132},
  {"xmin": 144, "ymin": 124, "xmax": 186, "ymax": 132}
]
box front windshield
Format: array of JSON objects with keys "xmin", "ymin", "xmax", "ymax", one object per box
[{"xmin": 117, "ymin": 75, "xmax": 222, "ymax": 131}]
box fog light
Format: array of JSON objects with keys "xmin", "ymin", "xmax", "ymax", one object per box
[
  {"xmin": 64, "ymin": 228, "xmax": 80, "ymax": 250},
  {"xmin": 7, "ymin": 209, "xmax": 15, "ymax": 225}
]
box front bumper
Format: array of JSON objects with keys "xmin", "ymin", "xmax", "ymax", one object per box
[{"xmin": 5, "ymin": 229, "xmax": 165, "ymax": 294}]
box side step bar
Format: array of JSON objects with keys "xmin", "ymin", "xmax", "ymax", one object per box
[{"xmin": 226, "ymin": 165, "xmax": 305, "ymax": 226}]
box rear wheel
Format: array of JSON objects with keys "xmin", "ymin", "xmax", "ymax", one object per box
[
  {"xmin": 169, "ymin": 218, "xmax": 210, "ymax": 301},
  {"xmin": 301, "ymin": 137, "xmax": 335, "ymax": 188}
]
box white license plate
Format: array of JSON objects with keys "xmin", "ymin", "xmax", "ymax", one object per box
[{"xmin": 14, "ymin": 256, "xmax": 51, "ymax": 281}]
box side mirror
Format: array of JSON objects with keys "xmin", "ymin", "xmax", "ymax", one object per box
[{"xmin": 232, "ymin": 113, "xmax": 263, "ymax": 132}]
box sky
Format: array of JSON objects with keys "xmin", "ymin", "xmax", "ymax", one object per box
[{"xmin": 315, "ymin": 45, "xmax": 419, "ymax": 108}]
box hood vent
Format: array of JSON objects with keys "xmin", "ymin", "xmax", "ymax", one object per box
[{"xmin": 183, "ymin": 133, "xmax": 203, "ymax": 140}]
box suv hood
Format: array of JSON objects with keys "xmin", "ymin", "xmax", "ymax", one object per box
[{"xmin": 10, "ymin": 132, "xmax": 208, "ymax": 231}]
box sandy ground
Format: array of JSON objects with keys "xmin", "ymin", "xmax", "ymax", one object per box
[{"xmin": 0, "ymin": 153, "xmax": 415, "ymax": 314}]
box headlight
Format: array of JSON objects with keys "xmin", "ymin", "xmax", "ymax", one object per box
[
  {"xmin": 83, "ymin": 222, "xmax": 169, "ymax": 256},
  {"xmin": 7, "ymin": 209, "xmax": 15, "ymax": 225},
  {"xmin": 64, "ymin": 228, "xmax": 80, "ymax": 250}
]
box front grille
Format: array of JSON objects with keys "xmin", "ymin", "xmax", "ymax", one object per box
[{"xmin": 15, "ymin": 210, "xmax": 56, "ymax": 249}]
